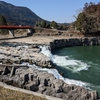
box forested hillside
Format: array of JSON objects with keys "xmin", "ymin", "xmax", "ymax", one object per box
[{"xmin": 0, "ymin": 1, "xmax": 42, "ymax": 25}]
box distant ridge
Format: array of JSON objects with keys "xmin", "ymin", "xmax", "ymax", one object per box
[{"xmin": 0, "ymin": 1, "xmax": 43, "ymax": 25}]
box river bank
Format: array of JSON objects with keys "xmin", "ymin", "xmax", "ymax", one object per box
[
  {"xmin": 0, "ymin": 36, "xmax": 100, "ymax": 100},
  {"xmin": 1, "ymin": 35, "xmax": 100, "ymax": 47}
]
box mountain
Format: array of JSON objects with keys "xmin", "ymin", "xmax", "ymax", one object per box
[{"xmin": 0, "ymin": 1, "xmax": 43, "ymax": 25}]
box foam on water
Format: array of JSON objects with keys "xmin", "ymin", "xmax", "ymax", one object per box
[
  {"xmin": 22, "ymin": 62, "xmax": 89, "ymax": 88},
  {"xmin": 18, "ymin": 45, "xmax": 93, "ymax": 89},
  {"xmin": 40, "ymin": 45, "xmax": 90, "ymax": 72}
]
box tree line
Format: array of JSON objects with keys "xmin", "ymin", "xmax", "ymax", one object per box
[
  {"xmin": 35, "ymin": 20, "xmax": 68, "ymax": 30},
  {"xmin": 35, "ymin": 20, "xmax": 58, "ymax": 29}
]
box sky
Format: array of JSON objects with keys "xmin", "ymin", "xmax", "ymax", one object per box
[{"xmin": 1, "ymin": 0, "xmax": 100, "ymax": 23}]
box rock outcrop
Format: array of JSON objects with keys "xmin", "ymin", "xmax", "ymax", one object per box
[
  {"xmin": 50, "ymin": 37, "xmax": 100, "ymax": 49},
  {"xmin": 0, "ymin": 65, "xmax": 99, "ymax": 100},
  {"xmin": 0, "ymin": 38, "xmax": 100, "ymax": 100},
  {"xmin": 0, "ymin": 44, "xmax": 53, "ymax": 68}
]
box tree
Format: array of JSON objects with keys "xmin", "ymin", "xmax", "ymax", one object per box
[
  {"xmin": 0, "ymin": 15, "xmax": 8, "ymax": 35},
  {"xmin": 50, "ymin": 21, "xmax": 58, "ymax": 29},
  {"xmin": 75, "ymin": 13, "xmax": 86, "ymax": 32},
  {"xmin": 83, "ymin": 2, "xmax": 89, "ymax": 12},
  {"xmin": 41, "ymin": 20, "xmax": 46, "ymax": 28},
  {"xmin": 35, "ymin": 21, "xmax": 41, "ymax": 27},
  {"xmin": 0, "ymin": 15, "xmax": 7, "ymax": 25},
  {"xmin": 75, "ymin": 12, "xmax": 98, "ymax": 34},
  {"xmin": 46, "ymin": 23, "xmax": 50, "ymax": 28},
  {"xmin": 83, "ymin": 16, "xmax": 98, "ymax": 34}
]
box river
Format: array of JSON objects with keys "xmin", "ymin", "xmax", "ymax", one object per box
[
  {"xmin": 52, "ymin": 46, "xmax": 100, "ymax": 96},
  {"xmin": 1, "ymin": 42, "xmax": 100, "ymax": 96}
]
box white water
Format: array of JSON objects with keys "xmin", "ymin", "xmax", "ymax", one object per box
[
  {"xmin": 40, "ymin": 45, "xmax": 90, "ymax": 72},
  {"xmin": 19, "ymin": 45, "xmax": 90, "ymax": 88},
  {"xmin": 22, "ymin": 62, "xmax": 89, "ymax": 88}
]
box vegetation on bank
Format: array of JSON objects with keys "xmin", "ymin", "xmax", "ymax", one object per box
[
  {"xmin": 75, "ymin": 2, "xmax": 100, "ymax": 36},
  {"xmin": 35, "ymin": 20, "xmax": 58, "ymax": 29},
  {"xmin": 35, "ymin": 20, "xmax": 68, "ymax": 30},
  {"xmin": 0, "ymin": 86, "xmax": 47, "ymax": 100}
]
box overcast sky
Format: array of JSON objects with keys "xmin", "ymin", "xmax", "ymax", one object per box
[{"xmin": 1, "ymin": 0, "xmax": 100, "ymax": 23}]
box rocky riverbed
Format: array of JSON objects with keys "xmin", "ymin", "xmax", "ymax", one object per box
[
  {"xmin": 0, "ymin": 42, "xmax": 53, "ymax": 68},
  {"xmin": 0, "ymin": 64, "xmax": 99, "ymax": 100},
  {"xmin": 0, "ymin": 41, "xmax": 99, "ymax": 100}
]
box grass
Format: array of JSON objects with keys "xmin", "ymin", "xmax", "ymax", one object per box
[{"xmin": 0, "ymin": 86, "xmax": 47, "ymax": 100}]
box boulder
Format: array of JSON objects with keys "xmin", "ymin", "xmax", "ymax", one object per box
[
  {"xmin": 63, "ymin": 84, "xmax": 77, "ymax": 93},
  {"xmin": 38, "ymin": 72, "xmax": 55, "ymax": 87},
  {"xmin": 53, "ymin": 79, "xmax": 64, "ymax": 93},
  {"xmin": 38, "ymin": 85, "xmax": 47, "ymax": 94},
  {"xmin": 55, "ymin": 93, "xmax": 64, "ymax": 99},
  {"xmin": 43, "ymin": 87, "xmax": 55, "ymax": 96},
  {"xmin": 20, "ymin": 72, "xmax": 29, "ymax": 83},
  {"xmin": 13, "ymin": 76, "xmax": 24, "ymax": 87},
  {"xmin": 91, "ymin": 91, "xmax": 98, "ymax": 100},
  {"xmin": 25, "ymin": 83, "xmax": 38, "ymax": 91}
]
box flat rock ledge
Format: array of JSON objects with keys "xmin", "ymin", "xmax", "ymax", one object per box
[
  {"xmin": 0, "ymin": 44, "xmax": 53, "ymax": 68},
  {"xmin": 0, "ymin": 64, "xmax": 99, "ymax": 100},
  {"xmin": 50, "ymin": 37, "xmax": 100, "ymax": 49},
  {"xmin": 0, "ymin": 41, "xmax": 100, "ymax": 100}
]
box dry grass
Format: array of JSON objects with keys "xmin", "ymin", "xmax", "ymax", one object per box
[{"xmin": 0, "ymin": 86, "xmax": 47, "ymax": 100}]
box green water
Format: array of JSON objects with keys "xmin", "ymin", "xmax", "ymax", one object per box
[{"xmin": 52, "ymin": 46, "xmax": 100, "ymax": 95}]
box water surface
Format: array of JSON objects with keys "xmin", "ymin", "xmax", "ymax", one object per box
[{"xmin": 52, "ymin": 46, "xmax": 100, "ymax": 95}]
